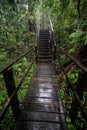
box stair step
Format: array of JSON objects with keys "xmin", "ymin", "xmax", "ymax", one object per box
[
  {"xmin": 39, "ymin": 39, "xmax": 49, "ymax": 41},
  {"xmin": 39, "ymin": 50, "xmax": 52, "ymax": 54},
  {"xmin": 38, "ymin": 46, "xmax": 50, "ymax": 49},
  {"xmin": 39, "ymin": 40, "xmax": 49, "ymax": 42},
  {"xmin": 38, "ymin": 55, "xmax": 52, "ymax": 58},
  {"xmin": 38, "ymin": 46, "xmax": 51, "ymax": 49},
  {"xmin": 39, "ymin": 37, "xmax": 49, "ymax": 39},
  {"xmin": 38, "ymin": 59, "xmax": 52, "ymax": 62},
  {"xmin": 38, "ymin": 52, "xmax": 52, "ymax": 55},
  {"xmin": 39, "ymin": 40, "xmax": 50, "ymax": 43},
  {"xmin": 40, "ymin": 29, "xmax": 49, "ymax": 32},
  {"xmin": 40, "ymin": 32, "xmax": 49, "ymax": 34},
  {"xmin": 39, "ymin": 43, "xmax": 50, "ymax": 45},
  {"xmin": 39, "ymin": 35, "xmax": 49, "ymax": 37},
  {"xmin": 38, "ymin": 47, "xmax": 52, "ymax": 49},
  {"xmin": 38, "ymin": 51, "xmax": 52, "ymax": 53},
  {"xmin": 39, "ymin": 36, "xmax": 49, "ymax": 38},
  {"xmin": 39, "ymin": 34, "xmax": 49, "ymax": 36},
  {"xmin": 38, "ymin": 47, "xmax": 51, "ymax": 50},
  {"xmin": 39, "ymin": 42, "xmax": 49, "ymax": 44}
]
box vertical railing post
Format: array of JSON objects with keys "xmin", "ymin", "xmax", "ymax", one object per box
[
  {"xmin": 54, "ymin": 45, "xmax": 56, "ymax": 61},
  {"xmin": 35, "ymin": 46, "xmax": 38, "ymax": 63},
  {"xmin": 36, "ymin": 22, "xmax": 40, "ymax": 63},
  {"xmin": 52, "ymin": 32, "xmax": 56, "ymax": 61},
  {"xmin": 3, "ymin": 68, "xmax": 20, "ymax": 120}
]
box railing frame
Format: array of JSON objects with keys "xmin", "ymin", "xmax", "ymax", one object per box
[
  {"xmin": 57, "ymin": 51, "xmax": 87, "ymax": 121},
  {"xmin": 48, "ymin": 18, "xmax": 87, "ymax": 120},
  {"xmin": 58, "ymin": 49, "xmax": 87, "ymax": 72},
  {"xmin": 0, "ymin": 48, "xmax": 36, "ymax": 123},
  {"xmin": 3, "ymin": 68, "xmax": 20, "ymax": 119}
]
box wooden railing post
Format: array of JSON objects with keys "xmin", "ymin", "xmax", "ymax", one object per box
[
  {"xmin": 54, "ymin": 45, "xmax": 56, "ymax": 61},
  {"xmin": 35, "ymin": 46, "xmax": 38, "ymax": 63},
  {"xmin": 3, "ymin": 68, "xmax": 20, "ymax": 120}
]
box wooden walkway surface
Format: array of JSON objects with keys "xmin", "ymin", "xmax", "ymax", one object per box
[{"xmin": 14, "ymin": 63, "xmax": 67, "ymax": 130}]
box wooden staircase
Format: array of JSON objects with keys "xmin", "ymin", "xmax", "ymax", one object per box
[{"xmin": 37, "ymin": 30, "xmax": 53, "ymax": 62}]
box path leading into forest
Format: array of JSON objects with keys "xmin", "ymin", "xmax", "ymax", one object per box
[{"xmin": 14, "ymin": 62, "xmax": 67, "ymax": 130}]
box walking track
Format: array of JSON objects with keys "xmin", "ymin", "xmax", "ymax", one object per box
[{"xmin": 14, "ymin": 63, "xmax": 67, "ymax": 130}]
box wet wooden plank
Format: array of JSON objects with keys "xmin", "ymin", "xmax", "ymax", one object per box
[
  {"xmin": 25, "ymin": 92, "xmax": 58, "ymax": 100},
  {"xmin": 21, "ymin": 103, "xmax": 59, "ymax": 113},
  {"xmin": 14, "ymin": 121, "xmax": 62, "ymax": 130},
  {"xmin": 22, "ymin": 102, "xmax": 64, "ymax": 114},
  {"xmin": 17, "ymin": 111, "xmax": 66, "ymax": 123}
]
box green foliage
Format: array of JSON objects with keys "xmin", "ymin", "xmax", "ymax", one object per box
[
  {"xmin": 75, "ymin": 111, "xmax": 87, "ymax": 129},
  {"xmin": 40, "ymin": 0, "xmax": 87, "ymax": 50},
  {"xmin": 17, "ymin": 64, "xmax": 36, "ymax": 102},
  {"xmin": 0, "ymin": 0, "xmax": 37, "ymax": 128},
  {"xmin": 66, "ymin": 117, "xmax": 76, "ymax": 130},
  {"xmin": 69, "ymin": 30, "xmax": 85, "ymax": 47},
  {"xmin": 59, "ymin": 67, "xmax": 87, "ymax": 129},
  {"xmin": 0, "ymin": 52, "xmax": 7, "ymax": 61},
  {"xmin": 83, "ymin": 34, "xmax": 87, "ymax": 45},
  {"xmin": 0, "ymin": 90, "xmax": 8, "ymax": 111},
  {"xmin": 0, "ymin": 0, "xmax": 37, "ymax": 58},
  {"xmin": 0, "ymin": 108, "xmax": 15, "ymax": 130},
  {"xmin": 68, "ymin": 69, "xmax": 79, "ymax": 84},
  {"xmin": 68, "ymin": 124, "xmax": 76, "ymax": 130}
]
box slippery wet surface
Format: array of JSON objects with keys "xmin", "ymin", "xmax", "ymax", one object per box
[{"xmin": 14, "ymin": 63, "xmax": 67, "ymax": 130}]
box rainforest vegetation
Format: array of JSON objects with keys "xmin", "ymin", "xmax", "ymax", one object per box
[{"xmin": 0, "ymin": 0, "xmax": 87, "ymax": 130}]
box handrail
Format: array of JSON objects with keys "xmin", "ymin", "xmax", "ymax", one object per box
[
  {"xmin": 49, "ymin": 19, "xmax": 56, "ymax": 46},
  {"xmin": 49, "ymin": 19, "xmax": 54, "ymax": 32},
  {"xmin": 0, "ymin": 47, "xmax": 34, "ymax": 74},
  {"xmin": 36, "ymin": 22, "xmax": 40, "ymax": 62},
  {"xmin": 57, "ymin": 56, "xmax": 87, "ymax": 121},
  {"xmin": 36, "ymin": 22, "xmax": 40, "ymax": 45},
  {"xmin": 51, "ymin": 26, "xmax": 87, "ymax": 121},
  {"xmin": 49, "ymin": 19, "xmax": 87, "ymax": 121},
  {"xmin": 59, "ymin": 49, "xmax": 87, "ymax": 73},
  {"xmin": 0, "ymin": 44, "xmax": 36, "ymax": 123},
  {"xmin": 49, "ymin": 19, "xmax": 56, "ymax": 60},
  {"xmin": 0, "ymin": 57, "xmax": 35, "ymax": 122}
]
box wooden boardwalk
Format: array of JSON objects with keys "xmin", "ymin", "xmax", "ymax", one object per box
[
  {"xmin": 0, "ymin": 26, "xmax": 86, "ymax": 130},
  {"xmin": 14, "ymin": 63, "xmax": 67, "ymax": 130}
]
